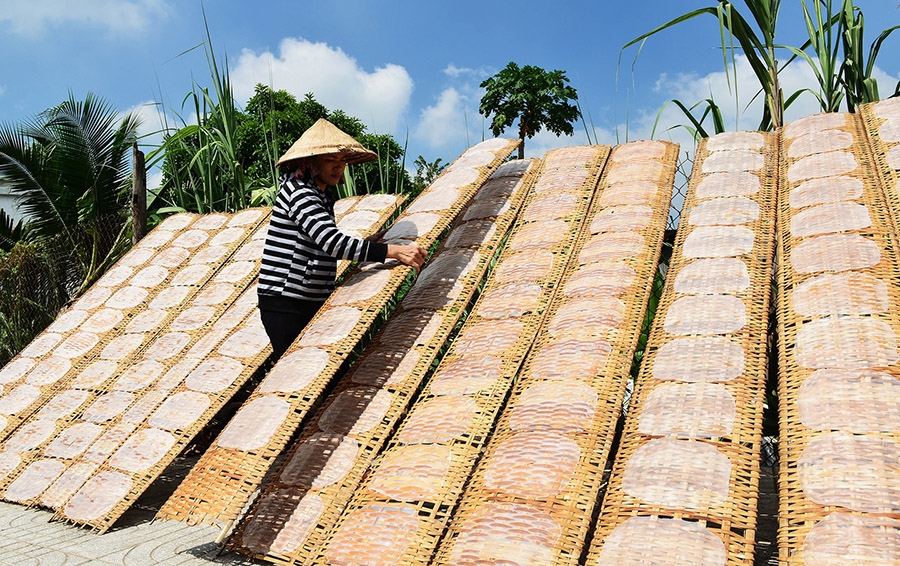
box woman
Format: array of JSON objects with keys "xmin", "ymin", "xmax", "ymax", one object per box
[{"xmin": 258, "ymin": 118, "xmax": 427, "ymax": 359}]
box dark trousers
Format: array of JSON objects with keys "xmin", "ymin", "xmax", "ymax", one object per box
[{"xmin": 258, "ymin": 295, "xmax": 323, "ymax": 360}]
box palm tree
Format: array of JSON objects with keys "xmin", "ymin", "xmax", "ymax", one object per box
[{"xmin": 0, "ymin": 91, "xmax": 141, "ymax": 295}]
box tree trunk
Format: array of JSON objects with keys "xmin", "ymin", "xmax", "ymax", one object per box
[{"xmin": 132, "ymin": 143, "xmax": 147, "ymax": 245}]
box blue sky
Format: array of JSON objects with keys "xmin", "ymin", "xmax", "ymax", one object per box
[{"xmin": 1, "ymin": 0, "xmax": 899, "ymax": 191}]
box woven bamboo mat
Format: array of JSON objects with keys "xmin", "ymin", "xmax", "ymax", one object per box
[
  {"xmin": 0, "ymin": 211, "xmax": 259, "ymax": 452},
  {"xmin": 432, "ymin": 140, "xmax": 677, "ymax": 566},
  {"xmin": 334, "ymin": 193, "xmax": 406, "ymax": 278},
  {"xmin": 588, "ymin": 131, "xmax": 778, "ymax": 566},
  {"xmin": 56, "ymin": 196, "xmax": 407, "ymax": 533},
  {"xmin": 0, "ymin": 212, "xmax": 200, "ymax": 441},
  {"xmin": 775, "ymin": 108, "xmax": 900, "ymax": 564},
  {"xmin": 313, "ymin": 146, "xmax": 611, "ymax": 566},
  {"xmin": 225, "ymin": 159, "xmax": 540, "ymax": 564},
  {"xmin": 0, "ymin": 194, "xmax": 401, "ymax": 532},
  {"xmin": 0, "ymin": 210, "xmax": 271, "ymax": 528},
  {"xmin": 156, "ymin": 139, "xmax": 519, "ymax": 529},
  {"xmin": 862, "ymin": 97, "xmax": 900, "ymax": 242}
]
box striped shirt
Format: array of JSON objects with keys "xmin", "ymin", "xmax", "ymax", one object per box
[{"xmin": 258, "ymin": 174, "xmax": 387, "ymax": 302}]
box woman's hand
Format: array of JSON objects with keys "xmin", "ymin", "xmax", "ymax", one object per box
[{"xmin": 386, "ymin": 243, "xmax": 428, "ymax": 272}]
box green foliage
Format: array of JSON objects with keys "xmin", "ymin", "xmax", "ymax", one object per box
[
  {"xmin": 0, "ymin": 242, "xmax": 73, "ymax": 367},
  {"xmin": 238, "ymin": 88, "xmax": 324, "ymax": 189},
  {"xmin": 624, "ymin": 0, "xmax": 786, "ymax": 132},
  {"xmin": 147, "ymin": 14, "xmax": 256, "ymax": 217},
  {"xmin": 0, "ymin": 209, "xmax": 27, "ymax": 252},
  {"xmin": 353, "ymin": 133, "xmax": 411, "ymax": 195},
  {"xmin": 154, "ymin": 75, "xmax": 414, "ymax": 214},
  {"xmin": 835, "ymin": 1, "xmax": 900, "ymax": 111},
  {"xmin": 652, "ymin": 98, "xmax": 728, "ymax": 141},
  {"xmin": 412, "ymin": 155, "xmax": 449, "ymax": 194},
  {"xmin": 625, "ymin": 0, "xmax": 899, "ymax": 137},
  {"xmin": 790, "ymin": 0, "xmax": 846, "ymax": 112},
  {"xmin": 782, "ymin": 0, "xmax": 898, "ymax": 114},
  {"xmin": 236, "ymin": 89, "xmax": 371, "ymax": 197},
  {"xmin": 148, "ymin": 9, "xmax": 413, "ymax": 216},
  {"xmin": 0, "ymin": 91, "xmax": 137, "ymax": 363},
  {"xmin": 147, "ymin": 10, "xmax": 413, "ymax": 216},
  {"xmin": 0, "ymin": 92, "xmax": 139, "ymax": 294},
  {"xmin": 479, "ymin": 62, "xmax": 580, "ymax": 159}
]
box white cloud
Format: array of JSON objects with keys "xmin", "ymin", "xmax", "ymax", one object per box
[
  {"xmin": 146, "ymin": 169, "xmax": 164, "ymax": 192},
  {"xmin": 414, "ymin": 76, "xmax": 622, "ymax": 160},
  {"xmin": 229, "ymin": 37, "xmax": 413, "ymax": 135},
  {"xmin": 414, "ymin": 88, "xmax": 470, "ymax": 150},
  {"xmin": 615, "ymin": 53, "xmax": 900, "ymax": 199},
  {"xmin": 639, "ymin": 53, "xmax": 900, "ymax": 146},
  {"xmin": 0, "ymin": 0, "xmax": 170, "ymax": 36},
  {"xmin": 443, "ymin": 64, "xmax": 491, "ymax": 79},
  {"xmin": 621, "ymin": 54, "xmax": 835, "ymax": 158},
  {"xmin": 444, "ymin": 64, "xmax": 473, "ymax": 78},
  {"xmin": 123, "ymin": 100, "xmax": 169, "ymax": 155}
]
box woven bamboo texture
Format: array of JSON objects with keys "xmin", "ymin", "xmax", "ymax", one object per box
[
  {"xmin": 313, "ymin": 145, "xmax": 611, "ymax": 566},
  {"xmin": 775, "ymin": 107, "xmax": 900, "ymax": 564},
  {"xmin": 225, "ymin": 159, "xmax": 540, "ymax": 564},
  {"xmin": 0, "ymin": 211, "xmax": 257, "ymax": 453},
  {"xmin": 334, "ymin": 193, "xmax": 406, "ymax": 279},
  {"xmin": 156, "ymin": 138, "xmax": 519, "ymax": 529},
  {"xmin": 0, "ymin": 195, "xmax": 403, "ymax": 532},
  {"xmin": 587, "ymin": 131, "xmax": 778, "ymax": 566},
  {"xmin": 0, "ymin": 209, "xmax": 271, "ymax": 530},
  {"xmin": 58, "ymin": 198, "xmax": 399, "ymax": 533},
  {"xmin": 0, "ymin": 212, "xmax": 200, "ymax": 441},
  {"xmin": 432, "ymin": 140, "xmax": 678, "ymax": 566}
]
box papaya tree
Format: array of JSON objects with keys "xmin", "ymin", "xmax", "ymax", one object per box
[{"xmin": 479, "ymin": 62, "xmax": 581, "ymax": 159}]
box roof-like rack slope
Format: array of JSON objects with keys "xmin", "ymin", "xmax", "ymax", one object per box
[{"xmin": 588, "ymin": 131, "xmax": 778, "ymax": 565}]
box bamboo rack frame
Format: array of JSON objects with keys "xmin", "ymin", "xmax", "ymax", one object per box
[
  {"xmin": 156, "ymin": 139, "xmax": 519, "ymax": 529},
  {"xmin": 314, "ymin": 145, "xmax": 611, "ymax": 566},
  {"xmin": 226, "ymin": 159, "xmax": 540, "ymax": 564},
  {"xmin": 588, "ymin": 131, "xmax": 778, "ymax": 565},
  {"xmin": 433, "ymin": 140, "xmax": 678, "ymax": 566},
  {"xmin": 775, "ymin": 107, "xmax": 900, "ymax": 564}
]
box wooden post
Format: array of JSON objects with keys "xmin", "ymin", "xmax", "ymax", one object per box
[{"xmin": 132, "ymin": 143, "xmax": 147, "ymax": 245}]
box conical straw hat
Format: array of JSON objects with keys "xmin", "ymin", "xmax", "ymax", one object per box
[{"xmin": 275, "ymin": 118, "xmax": 378, "ymax": 167}]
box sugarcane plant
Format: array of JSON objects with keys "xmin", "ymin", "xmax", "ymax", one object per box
[{"xmin": 625, "ymin": 0, "xmax": 899, "ymax": 140}]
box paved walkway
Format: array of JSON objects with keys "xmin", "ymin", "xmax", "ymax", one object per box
[
  {"xmin": 0, "ymin": 455, "xmax": 263, "ymax": 566},
  {"xmin": 0, "ymin": 502, "xmax": 258, "ymax": 565}
]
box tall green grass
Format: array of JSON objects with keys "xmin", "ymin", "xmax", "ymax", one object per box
[{"xmin": 624, "ymin": 0, "xmax": 899, "ymax": 139}]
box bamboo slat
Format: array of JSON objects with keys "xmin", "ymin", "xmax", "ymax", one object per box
[
  {"xmin": 775, "ymin": 107, "xmax": 900, "ymax": 564},
  {"xmin": 0, "ymin": 212, "xmax": 202, "ymax": 441},
  {"xmin": 432, "ymin": 140, "xmax": 677, "ymax": 566},
  {"xmin": 314, "ymin": 146, "xmax": 611, "ymax": 566},
  {"xmin": 0, "ymin": 195, "xmax": 401, "ymax": 532},
  {"xmin": 0, "ymin": 211, "xmax": 257, "ymax": 465},
  {"xmin": 0, "ymin": 210, "xmax": 271, "ymax": 529},
  {"xmin": 588, "ymin": 131, "xmax": 778, "ymax": 565},
  {"xmin": 334, "ymin": 193, "xmax": 406, "ymax": 279},
  {"xmin": 156, "ymin": 139, "xmax": 519, "ymax": 529},
  {"xmin": 226, "ymin": 159, "xmax": 539, "ymax": 564}
]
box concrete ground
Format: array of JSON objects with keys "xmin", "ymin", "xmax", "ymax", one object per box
[{"xmin": 0, "ymin": 456, "xmax": 264, "ymax": 566}]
